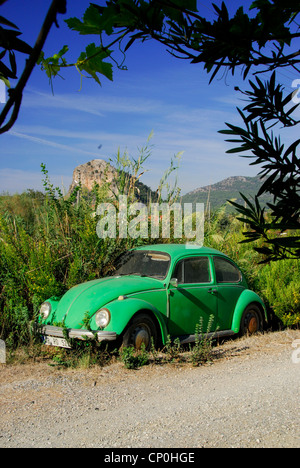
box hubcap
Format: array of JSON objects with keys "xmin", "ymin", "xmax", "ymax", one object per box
[
  {"xmin": 248, "ymin": 315, "xmax": 258, "ymax": 334},
  {"xmin": 133, "ymin": 326, "xmax": 150, "ymax": 349}
]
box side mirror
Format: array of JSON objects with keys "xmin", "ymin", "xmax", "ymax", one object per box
[{"xmin": 169, "ymin": 278, "xmax": 178, "ymax": 288}]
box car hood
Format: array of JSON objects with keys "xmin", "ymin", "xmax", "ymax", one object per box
[{"xmin": 52, "ymin": 275, "xmax": 165, "ymax": 327}]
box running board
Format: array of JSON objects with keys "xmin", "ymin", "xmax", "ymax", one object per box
[{"xmin": 179, "ymin": 329, "xmax": 236, "ymax": 345}]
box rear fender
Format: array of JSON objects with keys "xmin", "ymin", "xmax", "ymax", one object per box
[{"xmin": 231, "ymin": 290, "xmax": 267, "ymax": 334}]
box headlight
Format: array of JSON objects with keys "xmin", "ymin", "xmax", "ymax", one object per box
[
  {"xmin": 39, "ymin": 302, "xmax": 51, "ymax": 320},
  {"xmin": 95, "ymin": 308, "xmax": 111, "ymax": 328}
]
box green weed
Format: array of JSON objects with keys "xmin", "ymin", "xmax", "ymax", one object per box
[{"xmin": 119, "ymin": 344, "xmax": 149, "ymax": 369}]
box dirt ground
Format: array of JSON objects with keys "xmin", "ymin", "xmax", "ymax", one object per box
[{"xmin": 0, "ymin": 329, "xmax": 299, "ymax": 448}]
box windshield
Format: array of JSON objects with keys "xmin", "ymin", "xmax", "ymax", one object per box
[{"xmin": 111, "ymin": 250, "xmax": 171, "ymax": 279}]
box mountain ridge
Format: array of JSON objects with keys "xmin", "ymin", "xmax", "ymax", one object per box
[
  {"xmin": 68, "ymin": 161, "xmax": 272, "ymax": 213},
  {"xmin": 181, "ymin": 175, "xmax": 272, "ymax": 212}
]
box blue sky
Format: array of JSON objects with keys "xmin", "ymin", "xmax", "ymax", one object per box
[{"xmin": 0, "ymin": 0, "xmax": 299, "ymax": 195}]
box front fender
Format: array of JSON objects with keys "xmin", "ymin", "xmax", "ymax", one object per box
[
  {"xmin": 231, "ymin": 290, "xmax": 267, "ymax": 334},
  {"xmin": 90, "ymin": 297, "xmax": 169, "ymax": 344}
]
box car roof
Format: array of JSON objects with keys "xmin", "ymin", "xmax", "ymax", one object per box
[{"xmin": 134, "ymin": 243, "xmax": 228, "ymax": 259}]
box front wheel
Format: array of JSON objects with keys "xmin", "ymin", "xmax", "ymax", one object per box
[
  {"xmin": 240, "ymin": 304, "xmax": 263, "ymax": 336},
  {"xmin": 122, "ymin": 313, "xmax": 158, "ymax": 350}
]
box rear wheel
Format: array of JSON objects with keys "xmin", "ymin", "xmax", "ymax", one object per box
[
  {"xmin": 122, "ymin": 313, "xmax": 158, "ymax": 350},
  {"xmin": 240, "ymin": 304, "xmax": 263, "ymax": 336}
]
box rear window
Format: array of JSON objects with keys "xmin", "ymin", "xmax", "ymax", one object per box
[{"xmin": 213, "ymin": 257, "xmax": 241, "ymax": 283}]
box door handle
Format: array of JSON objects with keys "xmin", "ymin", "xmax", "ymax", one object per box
[{"xmin": 208, "ymin": 288, "xmax": 217, "ymax": 294}]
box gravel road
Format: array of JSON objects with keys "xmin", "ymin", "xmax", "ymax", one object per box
[{"xmin": 0, "ymin": 330, "xmax": 299, "ymax": 449}]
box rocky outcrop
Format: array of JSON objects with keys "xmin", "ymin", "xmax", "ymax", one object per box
[
  {"xmin": 68, "ymin": 159, "xmax": 118, "ymax": 194},
  {"xmin": 68, "ymin": 159, "xmax": 157, "ymax": 204}
]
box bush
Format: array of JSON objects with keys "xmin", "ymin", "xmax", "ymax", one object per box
[
  {"xmin": 119, "ymin": 344, "xmax": 149, "ymax": 369},
  {"xmin": 0, "ymin": 152, "xmax": 299, "ymax": 357},
  {"xmin": 257, "ymin": 259, "xmax": 300, "ymax": 327},
  {"xmin": 190, "ymin": 315, "xmax": 215, "ymax": 366},
  {"xmin": 0, "ymin": 143, "xmax": 181, "ymax": 349}
]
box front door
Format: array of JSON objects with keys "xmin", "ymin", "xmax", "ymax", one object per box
[{"xmin": 168, "ymin": 256, "xmax": 218, "ymax": 337}]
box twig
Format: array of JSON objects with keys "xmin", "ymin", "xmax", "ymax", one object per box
[{"xmin": 0, "ymin": 0, "xmax": 67, "ymax": 134}]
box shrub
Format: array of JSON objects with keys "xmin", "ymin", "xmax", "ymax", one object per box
[
  {"xmin": 257, "ymin": 259, "xmax": 300, "ymax": 327},
  {"xmin": 190, "ymin": 315, "xmax": 215, "ymax": 366},
  {"xmin": 119, "ymin": 344, "xmax": 149, "ymax": 369}
]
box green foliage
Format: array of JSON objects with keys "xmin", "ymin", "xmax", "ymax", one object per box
[
  {"xmin": 204, "ymin": 208, "xmax": 300, "ymax": 327},
  {"xmin": 55, "ymin": 1, "xmax": 300, "ymax": 261},
  {"xmin": 2, "ymin": 1, "xmax": 299, "ymax": 263},
  {"xmin": 120, "ymin": 316, "xmax": 216, "ymax": 369},
  {"xmin": 164, "ymin": 336, "xmax": 182, "ymax": 362},
  {"xmin": 49, "ymin": 340, "xmax": 113, "ymax": 369},
  {"xmin": 119, "ymin": 344, "xmax": 149, "ymax": 369},
  {"xmin": 0, "ymin": 14, "xmax": 32, "ymax": 87},
  {"xmin": 219, "ymin": 71, "xmax": 300, "ymax": 261},
  {"xmin": 257, "ymin": 259, "xmax": 300, "ymax": 327},
  {"xmin": 57, "ymin": 1, "xmax": 299, "ymax": 87},
  {"xmin": 37, "ymin": 45, "xmax": 69, "ymax": 92},
  {"xmin": 0, "ymin": 143, "xmax": 182, "ymax": 348},
  {"xmin": 0, "ymin": 1, "xmax": 66, "ymax": 134},
  {"xmin": 0, "ymin": 140, "xmax": 299, "ymax": 357},
  {"xmin": 190, "ymin": 315, "xmax": 215, "ymax": 367},
  {"xmin": 0, "ymin": 164, "xmax": 131, "ymax": 346}
]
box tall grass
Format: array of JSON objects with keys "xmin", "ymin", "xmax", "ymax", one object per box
[
  {"xmin": 0, "ymin": 143, "xmax": 182, "ymax": 347},
  {"xmin": 0, "ymin": 151, "xmax": 299, "ymax": 351}
]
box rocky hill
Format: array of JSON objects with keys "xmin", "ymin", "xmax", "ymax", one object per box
[
  {"xmin": 68, "ymin": 162, "xmax": 272, "ymax": 213},
  {"xmin": 68, "ymin": 159, "xmax": 157, "ymax": 203},
  {"xmin": 68, "ymin": 159, "xmax": 118, "ymax": 194},
  {"xmin": 181, "ymin": 175, "xmax": 273, "ymax": 212}
]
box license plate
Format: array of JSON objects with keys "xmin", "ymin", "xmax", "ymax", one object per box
[{"xmin": 42, "ymin": 335, "xmax": 71, "ymax": 349}]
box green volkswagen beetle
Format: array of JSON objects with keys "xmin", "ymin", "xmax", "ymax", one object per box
[{"xmin": 38, "ymin": 244, "xmax": 267, "ymax": 349}]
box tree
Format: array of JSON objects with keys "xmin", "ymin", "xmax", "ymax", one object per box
[
  {"xmin": 220, "ymin": 71, "xmax": 300, "ymax": 261},
  {"xmin": 1, "ymin": 0, "xmax": 299, "ymax": 261},
  {"xmin": 58, "ymin": 0, "xmax": 299, "ymax": 262},
  {"xmin": 0, "ymin": 0, "xmax": 66, "ymax": 134}
]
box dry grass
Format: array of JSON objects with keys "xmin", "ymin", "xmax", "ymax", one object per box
[{"xmin": 1, "ymin": 329, "xmax": 299, "ymax": 385}]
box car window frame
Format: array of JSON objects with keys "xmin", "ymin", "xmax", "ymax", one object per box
[
  {"xmin": 212, "ymin": 255, "xmax": 242, "ymax": 284},
  {"xmin": 172, "ymin": 255, "xmax": 213, "ymax": 285}
]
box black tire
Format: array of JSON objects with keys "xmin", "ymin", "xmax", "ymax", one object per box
[
  {"xmin": 240, "ymin": 304, "xmax": 263, "ymax": 336},
  {"xmin": 122, "ymin": 313, "xmax": 158, "ymax": 350}
]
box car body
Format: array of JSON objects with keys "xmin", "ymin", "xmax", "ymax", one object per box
[{"xmin": 38, "ymin": 244, "xmax": 267, "ymax": 349}]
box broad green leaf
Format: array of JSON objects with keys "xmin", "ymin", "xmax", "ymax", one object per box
[{"xmin": 77, "ymin": 43, "xmax": 113, "ymax": 84}]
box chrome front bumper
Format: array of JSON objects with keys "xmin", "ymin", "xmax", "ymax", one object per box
[{"xmin": 39, "ymin": 324, "xmax": 117, "ymax": 343}]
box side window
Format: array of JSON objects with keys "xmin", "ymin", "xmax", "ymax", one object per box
[
  {"xmin": 213, "ymin": 257, "xmax": 241, "ymax": 283},
  {"xmin": 174, "ymin": 257, "xmax": 211, "ymax": 284}
]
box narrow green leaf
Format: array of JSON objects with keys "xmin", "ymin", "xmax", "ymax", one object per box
[{"xmin": 0, "ymin": 15, "xmax": 19, "ymax": 29}]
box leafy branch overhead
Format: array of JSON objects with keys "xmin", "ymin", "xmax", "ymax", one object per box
[
  {"xmin": 220, "ymin": 72, "xmax": 300, "ymax": 261},
  {"xmin": 0, "ymin": 0, "xmax": 67, "ymax": 134},
  {"xmin": 0, "ymin": 14, "xmax": 32, "ymax": 88},
  {"xmin": 46, "ymin": 0, "xmax": 300, "ymax": 86}
]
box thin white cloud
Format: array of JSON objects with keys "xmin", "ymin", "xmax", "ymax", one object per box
[
  {"xmin": 8, "ymin": 131, "xmax": 102, "ymax": 157},
  {"xmin": 22, "ymin": 88, "xmax": 164, "ymax": 116}
]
